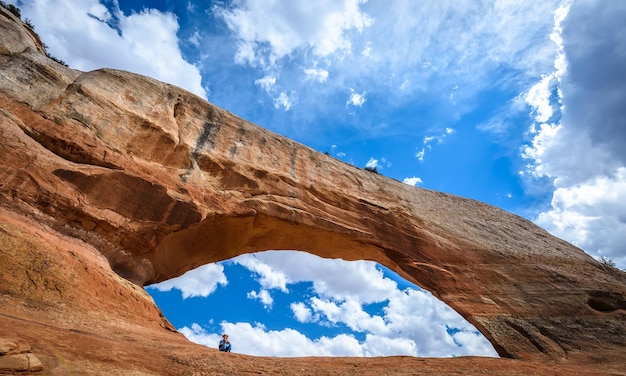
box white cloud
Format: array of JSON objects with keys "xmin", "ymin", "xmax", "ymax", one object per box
[
  {"xmin": 290, "ymin": 302, "xmax": 314, "ymax": 323},
  {"xmin": 403, "ymin": 177, "xmax": 423, "ymax": 186},
  {"xmin": 15, "ymin": 0, "xmax": 206, "ymax": 98},
  {"xmin": 535, "ymin": 168, "xmax": 626, "ymax": 266},
  {"xmin": 247, "ymin": 289, "xmax": 274, "ymax": 308},
  {"xmin": 233, "ymin": 251, "xmax": 399, "ymax": 304},
  {"xmin": 215, "ymin": 0, "xmax": 372, "ymax": 68},
  {"xmin": 523, "ymin": 1, "xmax": 567, "ymax": 124},
  {"xmin": 362, "ymin": 334, "xmax": 416, "ymax": 356},
  {"xmin": 526, "ymin": 74, "xmax": 557, "ymax": 123},
  {"xmin": 451, "ymin": 330, "xmax": 500, "ymax": 356},
  {"xmin": 415, "ymin": 129, "xmax": 455, "ymax": 162},
  {"xmin": 330, "ymin": 144, "xmax": 346, "ymax": 158},
  {"xmin": 346, "ymin": 89, "xmax": 366, "ymax": 107},
  {"xmin": 188, "ymin": 30, "xmax": 201, "ymax": 47},
  {"xmin": 415, "ymin": 149, "xmax": 426, "ymax": 162},
  {"xmin": 233, "ymin": 254, "xmax": 289, "ymax": 292},
  {"xmin": 311, "ymin": 297, "xmax": 389, "ymax": 335},
  {"xmin": 255, "ymin": 75, "xmax": 277, "ymax": 92},
  {"xmin": 304, "ymin": 67, "xmax": 329, "ymax": 83},
  {"xmin": 381, "ymin": 287, "xmax": 496, "ymax": 357},
  {"xmin": 273, "ymin": 91, "xmax": 297, "ymax": 111},
  {"xmin": 309, "ymin": 297, "xmax": 341, "ymax": 321},
  {"xmin": 147, "ymin": 263, "xmax": 227, "ymax": 299},
  {"xmin": 178, "ymin": 323, "xmax": 222, "ymax": 348}
]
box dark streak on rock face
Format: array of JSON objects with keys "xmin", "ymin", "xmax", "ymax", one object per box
[{"xmin": 191, "ymin": 106, "xmax": 223, "ymax": 160}]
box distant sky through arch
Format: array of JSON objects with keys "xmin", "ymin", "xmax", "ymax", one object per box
[{"xmin": 147, "ymin": 250, "xmax": 498, "ymax": 357}]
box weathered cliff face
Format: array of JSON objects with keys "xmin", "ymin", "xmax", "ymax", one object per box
[{"xmin": 1, "ymin": 6, "xmax": 625, "ymax": 375}]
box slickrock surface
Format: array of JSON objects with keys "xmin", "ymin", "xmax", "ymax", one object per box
[{"xmin": 1, "ymin": 6, "xmax": 624, "ymax": 375}]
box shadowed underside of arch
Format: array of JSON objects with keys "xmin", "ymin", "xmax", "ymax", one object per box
[{"xmin": 0, "ymin": 8, "xmax": 624, "ymax": 372}]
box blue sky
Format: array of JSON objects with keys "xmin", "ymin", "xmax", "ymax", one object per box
[{"xmin": 10, "ymin": 0, "xmax": 626, "ymax": 358}]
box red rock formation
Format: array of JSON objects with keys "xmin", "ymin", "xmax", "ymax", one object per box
[{"xmin": 1, "ymin": 6, "xmax": 625, "ymax": 375}]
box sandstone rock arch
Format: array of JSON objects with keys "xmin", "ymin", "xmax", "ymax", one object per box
[{"xmin": 1, "ymin": 7, "xmax": 625, "ymax": 372}]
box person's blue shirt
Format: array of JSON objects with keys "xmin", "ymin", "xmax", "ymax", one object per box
[{"xmin": 219, "ymin": 335, "xmax": 231, "ymax": 352}]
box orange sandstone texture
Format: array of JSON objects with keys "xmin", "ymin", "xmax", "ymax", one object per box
[{"xmin": 0, "ymin": 6, "xmax": 625, "ymax": 375}]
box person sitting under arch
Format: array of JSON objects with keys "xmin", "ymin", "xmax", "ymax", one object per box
[{"xmin": 218, "ymin": 334, "xmax": 231, "ymax": 352}]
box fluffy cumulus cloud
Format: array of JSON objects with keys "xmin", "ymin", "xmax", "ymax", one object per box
[
  {"xmin": 181, "ymin": 322, "xmax": 367, "ymax": 357},
  {"xmin": 523, "ymin": 1, "xmax": 626, "ymax": 269},
  {"xmin": 290, "ymin": 302, "xmax": 314, "ymax": 323},
  {"xmin": 234, "ymin": 254, "xmax": 289, "ymax": 292},
  {"xmin": 310, "ymin": 297, "xmax": 389, "ymax": 335},
  {"xmin": 403, "ymin": 177, "xmax": 423, "ymax": 187},
  {"xmin": 233, "ymin": 251, "xmax": 399, "ymax": 304},
  {"xmin": 148, "ymin": 263, "xmax": 227, "ymax": 299},
  {"xmin": 12, "ymin": 0, "xmax": 206, "ymax": 98},
  {"xmin": 247, "ymin": 289, "xmax": 274, "ymax": 308},
  {"xmin": 178, "ymin": 251, "xmax": 498, "ymax": 358},
  {"xmin": 535, "ymin": 169, "xmax": 626, "ymax": 263}
]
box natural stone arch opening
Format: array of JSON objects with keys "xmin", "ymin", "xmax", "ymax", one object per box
[
  {"xmin": 145, "ymin": 210, "xmax": 519, "ymax": 359},
  {"xmin": 147, "ymin": 249, "xmax": 499, "ymax": 358}
]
